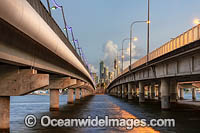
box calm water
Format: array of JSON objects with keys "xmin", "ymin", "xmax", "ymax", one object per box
[{"xmin": 8, "ymin": 92, "xmax": 200, "ymax": 133}]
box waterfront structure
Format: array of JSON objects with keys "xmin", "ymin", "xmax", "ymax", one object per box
[{"xmin": 108, "ymin": 22, "xmax": 200, "ymax": 110}]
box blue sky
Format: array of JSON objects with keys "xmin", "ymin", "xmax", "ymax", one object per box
[{"xmin": 41, "ymin": 0, "xmax": 200, "ymax": 73}]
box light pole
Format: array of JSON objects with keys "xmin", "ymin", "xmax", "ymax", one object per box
[
  {"xmin": 194, "ymin": 19, "xmax": 200, "ymax": 25},
  {"xmin": 147, "ymin": 0, "xmax": 150, "ymax": 64},
  {"xmin": 121, "ymin": 37, "xmax": 138, "ymax": 71},
  {"xmin": 46, "ymin": 0, "xmax": 51, "ymax": 16},
  {"xmin": 75, "ymin": 39, "xmax": 81, "ymax": 56},
  {"xmin": 67, "ymin": 27, "xmax": 77, "ymax": 51},
  {"xmin": 130, "ymin": 21, "xmax": 147, "ymax": 71},
  {"xmin": 51, "ymin": 0, "xmax": 69, "ymax": 39}
]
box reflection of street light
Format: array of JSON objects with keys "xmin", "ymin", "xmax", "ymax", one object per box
[{"xmin": 194, "ymin": 19, "xmax": 200, "ymax": 25}]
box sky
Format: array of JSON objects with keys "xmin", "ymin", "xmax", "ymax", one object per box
[{"xmin": 41, "ymin": 0, "xmax": 200, "ymax": 74}]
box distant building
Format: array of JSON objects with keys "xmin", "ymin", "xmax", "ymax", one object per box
[
  {"xmin": 92, "ymin": 72, "xmax": 99, "ymax": 85},
  {"xmin": 99, "ymin": 61, "xmax": 105, "ymax": 84},
  {"xmin": 108, "ymin": 71, "xmax": 114, "ymax": 82}
]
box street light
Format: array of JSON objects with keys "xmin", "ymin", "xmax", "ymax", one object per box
[
  {"xmin": 130, "ymin": 21, "xmax": 147, "ymax": 71},
  {"xmin": 67, "ymin": 26, "xmax": 77, "ymax": 51},
  {"xmin": 51, "ymin": 0, "xmax": 69, "ymax": 39},
  {"xmin": 75, "ymin": 39, "xmax": 81, "ymax": 56},
  {"xmin": 194, "ymin": 19, "xmax": 200, "ymax": 25},
  {"xmin": 121, "ymin": 37, "xmax": 138, "ymax": 71}
]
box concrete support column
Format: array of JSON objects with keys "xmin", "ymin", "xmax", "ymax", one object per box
[
  {"xmin": 158, "ymin": 84, "xmax": 161, "ymax": 101},
  {"xmin": 118, "ymin": 86, "xmax": 121, "ymax": 97},
  {"xmin": 161, "ymin": 79, "xmax": 170, "ymax": 109},
  {"xmin": 128, "ymin": 83, "xmax": 133, "ymax": 100},
  {"xmin": 170, "ymin": 79, "xmax": 177, "ymax": 103},
  {"xmin": 84, "ymin": 90, "xmax": 88, "ymax": 97},
  {"xmin": 150, "ymin": 84, "xmax": 155, "ymax": 99},
  {"xmin": 180, "ymin": 88, "xmax": 184, "ymax": 100},
  {"xmin": 147, "ymin": 86, "xmax": 151, "ymax": 99},
  {"xmin": 132, "ymin": 85, "xmax": 136, "ymax": 98},
  {"xmin": 0, "ymin": 96, "xmax": 10, "ymax": 131},
  {"xmin": 75, "ymin": 88, "xmax": 81, "ymax": 100},
  {"xmin": 139, "ymin": 82, "xmax": 145, "ymax": 103},
  {"xmin": 68, "ymin": 89, "xmax": 74, "ymax": 104},
  {"xmin": 81, "ymin": 89, "xmax": 85, "ymax": 98},
  {"xmin": 122, "ymin": 84, "xmax": 126, "ymax": 99},
  {"xmin": 176, "ymin": 86, "xmax": 180, "ymax": 100},
  {"xmin": 115, "ymin": 88, "xmax": 118, "ymax": 96},
  {"xmin": 192, "ymin": 88, "xmax": 196, "ymax": 101},
  {"xmin": 50, "ymin": 89, "xmax": 59, "ymax": 111}
]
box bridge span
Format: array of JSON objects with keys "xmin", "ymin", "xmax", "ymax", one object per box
[
  {"xmin": 107, "ymin": 22, "xmax": 200, "ymax": 110},
  {"xmin": 0, "ymin": 0, "xmax": 95, "ymax": 130}
]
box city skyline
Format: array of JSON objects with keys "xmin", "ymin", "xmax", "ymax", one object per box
[{"xmin": 41, "ymin": 0, "xmax": 200, "ymax": 73}]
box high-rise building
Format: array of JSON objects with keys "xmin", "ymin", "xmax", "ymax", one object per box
[
  {"xmin": 108, "ymin": 71, "xmax": 114, "ymax": 82},
  {"xmin": 92, "ymin": 72, "xmax": 99, "ymax": 85},
  {"xmin": 104, "ymin": 67, "xmax": 108, "ymax": 80},
  {"xmin": 99, "ymin": 61, "xmax": 105, "ymax": 84}
]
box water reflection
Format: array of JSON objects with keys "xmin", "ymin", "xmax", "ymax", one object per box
[{"xmin": 8, "ymin": 94, "xmax": 200, "ymax": 133}]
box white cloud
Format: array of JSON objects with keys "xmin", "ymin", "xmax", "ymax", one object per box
[
  {"xmin": 89, "ymin": 64, "xmax": 98, "ymax": 73},
  {"xmin": 102, "ymin": 40, "xmax": 146, "ymax": 71},
  {"xmin": 103, "ymin": 40, "xmax": 118, "ymax": 71}
]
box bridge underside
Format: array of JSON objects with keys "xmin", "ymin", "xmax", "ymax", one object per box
[
  {"xmin": 0, "ymin": 18, "xmax": 92, "ymax": 84},
  {"xmin": 108, "ymin": 39, "xmax": 200, "ymax": 110}
]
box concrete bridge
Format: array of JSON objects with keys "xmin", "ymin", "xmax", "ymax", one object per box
[
  {"xmin": 107, "ymin": 21, "xmax": 200, "ymax": 110},
  {"xmin": 0, "ymin": 0, "xmax": 95, "ymax": 130}
]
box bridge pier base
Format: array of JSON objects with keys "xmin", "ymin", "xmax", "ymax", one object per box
[
  {"xmin": 150, "ymin": 84, "xmax": 155, "ymax": 99},
  {"xmin": 75, "ymin": 88, "xmax": 81, "ymax": 100},
  {"xmin": 161, "ymin": 79, "xmax": 170, "ymax": 110},
  {"xmin": 50, "ymin": 89, "xmax": 59, "ymax": 111},
  {"xmin": 68, "ymin": 89, "xmax": 74, "ymax": 104},
  {"xmin": 118, "ymin": 86, "xmax": 121, "ymax": 98},
  {"xmin": 122, "ymin": 84, "xmax": 126, "ymax": 99},
  {"xmin": 81, "ymin": 89, "xmax": 85, "ymax": 99},
  {"xmin": 128, "ymin": 83, "xmax": 133, "ymax": 100},
  {"xmin": 147, "ymin": 86, "xmax": 151, "ymax": 99},
  {"xmin": 139, "ymin": 82, "xmax": 145, "ymax": 103},
  {"xmin": 132, "ymin": 85, "xmax": 137, "ymax": 99},
  {"xmin": 115, "ymin": 88, "xmax": 118, "ymax": 96},
  {"xmin": 0, "ymin": 96, "xmax": 10, "ymax": 131},
  {"xmin": 192, "ymin": 88, "xmax": 196, "ymax": 101},
  {"xmin": 170, "ymin": 79, "xmax": 177, "ymax": 103},
  {"xmin": 158, "ymin": 84, "xmax": 161, "ymax": 101}
]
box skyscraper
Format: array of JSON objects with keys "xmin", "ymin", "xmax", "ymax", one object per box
[{"xmin": 99, "ymin": 61, "xmax": 105, "ymax": 83}]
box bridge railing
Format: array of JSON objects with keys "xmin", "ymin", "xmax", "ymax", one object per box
[
  {"xmin": 26, "ymin": 0, "xmax": 89, "ymax": 73},
  {"xmin": 122, "ymin": 24, "xmax": 200, "ymax": 76}
]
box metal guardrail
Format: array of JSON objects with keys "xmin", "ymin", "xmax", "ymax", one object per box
[
  {"xmin": 26, "ymin": 0, "xmax": 89, "ymax": 73},
  {"xmin": 122, "ymin": 24, "xmax": 200, "ymax": 75}
]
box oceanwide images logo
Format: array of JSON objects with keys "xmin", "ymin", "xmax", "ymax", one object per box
[{"xmin": 24, "ymin": 115, "xmax": 175, "ymax": 129}]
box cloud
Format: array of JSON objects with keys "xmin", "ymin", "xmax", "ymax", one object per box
[
  {"xmin": 123, "ymin": 42, "xmax": 145, "ymax": 61},
  {"xmin": 103, "ymin": 40, "xmax": 118, "ymax": 71},
  {"xmin": 89, "ymin": 64, "xmax": 98, "ymax": 73},
  {"xmin": 102, "ymin": 40, "xmax": 146, "ymax": 71}
]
